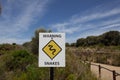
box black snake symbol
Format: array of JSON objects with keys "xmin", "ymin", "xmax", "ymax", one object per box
[{"xmin": 48, "ymin": 45, "xmax": 56, "ymax": 55}]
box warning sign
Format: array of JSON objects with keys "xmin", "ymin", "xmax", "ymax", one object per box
[
  {"xmin": 39, "ymin": 33, "xmax": 65, "ymax": 67},
  {"xmin": 42, "ymin": 40, "xmax": 62, "ymax": 60}
]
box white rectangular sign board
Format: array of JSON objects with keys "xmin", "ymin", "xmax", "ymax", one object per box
[{"xmin": 39, "ymin": 33, "xmax": 65, "ymax": 67}]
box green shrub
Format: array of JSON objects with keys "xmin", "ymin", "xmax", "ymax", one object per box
[
  {"xmin": 26, "ymin": 65, "xmax": 49, "ymax": 80},
  {"xmin": 5, "ymin": 50, "xmax": 33, "ymax": 71},
  {"xmin": 0, "ymin": 46, "xmax": 98, "ymax": 80},
  {"xmin": 0, "ymin": 44, "xmax": 14, "ymax": 51},
  {"xmin": 65, "ymin": 74, "xmax": 76, "ymax": 80}
]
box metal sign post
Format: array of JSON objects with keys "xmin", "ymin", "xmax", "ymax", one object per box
[
  {"xmin": 39, "ymin": 33, "xmax": 65, "ymax": 80},
  {"xmin": 50, "ymin": 67, "xmax": 54, "ymax": 80}
]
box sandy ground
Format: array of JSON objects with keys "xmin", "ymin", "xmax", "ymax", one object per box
[{"xmin": 91, "ymin": 63, "xmax": 120, "ymax": 80}]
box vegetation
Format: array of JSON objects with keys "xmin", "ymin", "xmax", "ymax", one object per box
[
  {"xmin": 73, "ymin": 46, "xmax": 120, "ymax": 66},
  {"xmin": 0, "ymin": 28, "xmax": 98, "ymax": 80},
  {"xmin": 0, "ymin": 44, "xmax": 97, "ymax": 80},
  {"xmin": 72, "ymin": 31, "xmax": 120, "ymax": 66},
  {"xmin": 76, "ymin": 31, "xmax": 120, "ymax": 47},
  {"xmin": 1, "ymin": 29, "xmax": 120, "ymax": 80},
  {"xmin": 23, "ymin": 28, "xmax": 51, "ymax": 55}
]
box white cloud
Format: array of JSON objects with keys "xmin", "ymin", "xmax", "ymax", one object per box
[
  {"xmin": 59, "ymin": 27, "xmax": 80, "ymax": 34},
  {"xmin": 1, "ymin": 0, "xmax": 49, "ymax": 32},
  {"xmin": 51, "ymin": 22, "xmax": 80, "ymax": 34},
  {"xmin": 51, "ymin": 1, "xmax": 120, "ymax": 42},
  {"xmin": 101, "ymin": 23, "xmax": 120, "ymax": 29},
  {"xmin": 51, "ymin": 8, "xmax": 120, "ymax": 35},
  {"xmin": 0, "ymin": 0, "xmax": 50, "ymax": 44},
  {"xmin": 70, "ymin": 8, "xmax": 120, "ymax": 24}
]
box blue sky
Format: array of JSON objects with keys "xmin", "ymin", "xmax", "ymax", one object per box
[{"xmin": 0, "ymin": 0, "xmax": 120, "ymax": 44}]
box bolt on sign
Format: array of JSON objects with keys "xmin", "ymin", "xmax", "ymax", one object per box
[{"xmin": 39, "ymin": 33, "xmax": 65, "ymax": 67}]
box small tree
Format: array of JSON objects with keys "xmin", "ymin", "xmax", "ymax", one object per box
[
  {"xmin": 66, "ymin": 43, "xmax": 70, "ymax": 47},
  {"xmin": 31, "ymin": 28, "xmax": 51, "ymax": 55}
]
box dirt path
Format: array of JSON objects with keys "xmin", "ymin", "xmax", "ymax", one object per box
[{"xmin": 91, "ymin": 63, "xmax": 120, "ymax": 80}]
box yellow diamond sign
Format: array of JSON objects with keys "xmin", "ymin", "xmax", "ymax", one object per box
[{"xmin": 42, "ymin": 40, "xmax": 62, "ymax": 60}]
